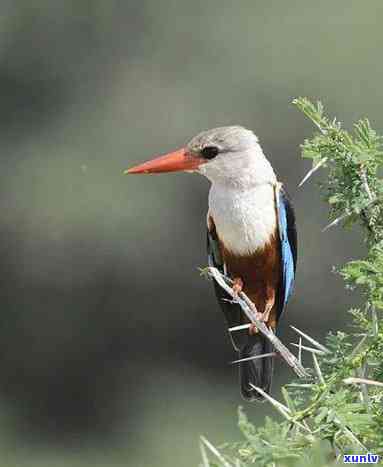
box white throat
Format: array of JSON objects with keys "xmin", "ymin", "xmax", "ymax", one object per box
[{"xmin": 208, "ymin": 181, "xmax": 277, "ymax": 255}]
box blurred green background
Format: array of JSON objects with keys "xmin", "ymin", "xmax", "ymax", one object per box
[{"xmin": 0, "ymin": 1, "xmax": 380, "ymax": 466}]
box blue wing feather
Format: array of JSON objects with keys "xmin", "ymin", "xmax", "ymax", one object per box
[{"xmin": 276, "ymin": 186, "xmax": 297, "ymax": 316}]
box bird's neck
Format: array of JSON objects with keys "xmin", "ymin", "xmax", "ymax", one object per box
[{"xmin": 199, "ymin": 148, "xmax": 277, "ymax": 190}]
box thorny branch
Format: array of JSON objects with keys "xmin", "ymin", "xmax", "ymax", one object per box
[{"xmin": 206, "ymin": 266, "xmax": 310, "ymax": 378}]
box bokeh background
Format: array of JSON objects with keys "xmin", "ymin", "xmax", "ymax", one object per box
[{"xmin": 0, "ymin": 1, "xmax": 380, "ymax": 466}]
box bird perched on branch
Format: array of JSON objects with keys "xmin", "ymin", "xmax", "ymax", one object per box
[{"xmin": 125, "ymin": 126, "xmax": 297, "ymax": 401}]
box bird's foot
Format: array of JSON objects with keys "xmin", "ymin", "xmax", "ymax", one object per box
[
  {"xmin": 232, "ymin": 277, "xmax": 244, "ymax": 297},
  {"xmin": 248, "ymin": 311, "xmax": 268, "ymax": 335},
  {"xmin": 255, "ymin": 307, "xmax": 272, "ymax": 324},
  {"xmin": 248, "ymin": 302, "xmax": 275, "ymax": 336}
]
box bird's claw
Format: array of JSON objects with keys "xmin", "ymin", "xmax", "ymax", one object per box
[
  {"xmin": 248, "ymin": 310, "xmax": 272, "ymax": 335},
  {"xmin": 248, "ymin": 323, "xmax": 259, "ymax": 335},
  {"xmin": 232, "ymin": 277, "xmax": 244, "ymax": 297},
  {"xmin": 255, "ymin": 310, "xmax": 270, "ymax": 323}
]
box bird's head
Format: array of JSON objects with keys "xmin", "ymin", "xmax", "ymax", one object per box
[{"xmin": 125, "ymin": 126, "xmax": 276, "ymax": 187}]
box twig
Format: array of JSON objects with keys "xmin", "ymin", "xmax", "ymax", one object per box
[
  {"xmin": 358, "ymin": 165, "xmax": 378, "ymax": 408},
  {"xmin": 207, "ymin": 267, "xmax": 309, "ymax": 378}
]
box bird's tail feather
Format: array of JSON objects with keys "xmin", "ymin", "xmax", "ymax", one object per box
[{"xmin": 239, "ymin": 335, "xmax": 274, "ymax": 401}]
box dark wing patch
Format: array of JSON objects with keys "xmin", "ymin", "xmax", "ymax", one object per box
[
  {"xmin": 276, "ymin": 186, "xmax": 297, "ymax": 319},
  {"xmin": 207, "ymin": 218, "xmax": 248, "ymax": 351}
]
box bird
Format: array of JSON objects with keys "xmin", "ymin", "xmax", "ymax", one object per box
[{"xmin": 125, "ymin": 126, "xmax": 297, "ymax": 401}]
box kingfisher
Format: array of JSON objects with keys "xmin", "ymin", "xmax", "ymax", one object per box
[{"xmin": 126, "ymin": 126, "xmax": 297, "ymax": 401}]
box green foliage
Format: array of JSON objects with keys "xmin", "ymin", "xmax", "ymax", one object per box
[
  {"xmin": 341, "ymin": 244, "xmax": 383, "ymax": 310},
  {"xmin": 294, "ymin": 98, "xmax": 383, "ymax": 243},
  {"xmin": 199, "ymin": 99, "xmax": 383, "ymax": 467}
]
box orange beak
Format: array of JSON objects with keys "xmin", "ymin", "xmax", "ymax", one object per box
[{"xmin": 124, "ymin": 148, "xmax": 204, "ymax": 174}]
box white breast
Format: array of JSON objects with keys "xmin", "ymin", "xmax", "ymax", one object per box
[{"xmin": 208, "ymin": 183, "xmax": 277, "ymax": 255}]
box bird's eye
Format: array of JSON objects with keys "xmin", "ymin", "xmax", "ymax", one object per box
[{"xmin": 201, "ymin": 146, "xmax": 219, "ymax": 160}]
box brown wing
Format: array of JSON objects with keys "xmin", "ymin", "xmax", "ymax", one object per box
[{"xmin": 219, "ymin": 234, "xmax": 281, "ymax": 330}]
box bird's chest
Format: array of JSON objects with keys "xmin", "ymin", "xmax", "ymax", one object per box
[{"xmin": 208, "ymin": 184, "xmax": 277, "ymax": 256}]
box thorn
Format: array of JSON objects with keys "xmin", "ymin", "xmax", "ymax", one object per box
[
  {"xmin": 360, "ymin": 168, "xmax": 374, "ymax": 201},
  {"xmin": 298, "ymin": 337, "xmax": 302, "ymax": 364},
  {"xmin": 331, "ymin": 417, "xmax": 367, "ymax": 451},
  {"xmin": 322, "ymin": 211, "xmax": 351, "ymax": 232},
  {"xmin": 343, "ymin": 377, "xmax": 383, "ymax": 388},
  {"xmin": 249, "ymin": 384, "xmax": 312, "ymax": 434},
  {"xmin": 321, "ymin": 194, "xmax": 380, "ymax": 234},
  {"xmin": 200, "ymin": 436, "xmax": 233, "ymax": 467},
  {"xmin": 260, "ymin": 439, "xmax": 273, "ymax": 448},
  {"xmin": 222, "ymin": 298, "xmax": 237, "ymax": 305},
  {"xmin": 350, "ymin": 334, "xmax": 368, "ymax": 357},
  {"xmin": 199, "ymin": 440, "xmax": 211, "ymax": 467},
  {"xmin": 357, "ymin": 364, "xmax": 371, "ymax": 408},
  {"xmin": 371, "ymin": 306, "xmax": 378, "ymax": 336},
  {"xmin": 230, "ymin": 352, "xmax": 276, "ymax": 365},
  {"xmin": 286, "ymin": 383, "xmax": 313, "ymax": 388},
  {"xmin": 281, "ymin": 387, "xmax": 296, "ymax": 414},
  {"xmin": 228, "ymin": 323, "xmax": 251, "ymax": 332},
  {"xmin": 249, "ymin": 384, "xmax": 291, "ymax": 418},
  {"xmin": 290, "ymin": 325, "xmax": 330, "ymax": 353},
  {"xmin": 290, "ymin": 343, "xmax": 325, "ymax": 355},
  {"xmin": 312, "ymin": 353, "xmax": 325, "ymax": 385},
  {"xmin": 298, "ymin": 157, "xmax": 327, "ymax": 187}
]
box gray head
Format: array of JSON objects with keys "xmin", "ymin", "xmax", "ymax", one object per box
[
  {"xmin": 187, "ymin": 126, "xmax": 276, "ymax": 187},
  {"xmin": 126, "ymin": 125, "xmax": 276, "ymax": 187},
  {"xmin": 188, "ymin": 125, "xmax": 258, "ymax": 155}
]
